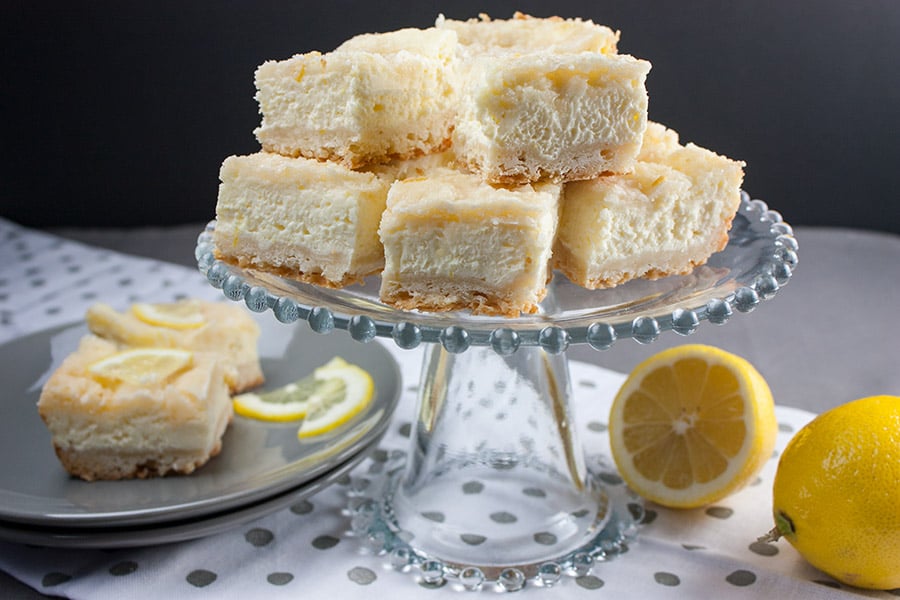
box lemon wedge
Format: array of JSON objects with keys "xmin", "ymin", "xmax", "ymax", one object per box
[
  {"xmin": 132, "ymin": 301, "xmax": 206, "ymax": 330},
  {"xmin": 298, "ymin": 357, "xmax": 374, "ymax": 439},
  {"xmin": 608, "ymin": 344, "xmax": 776, "ymax": 508},
  {"xmin": 88, "ymin": 347, "xmax": 194, "ymax": 386}
]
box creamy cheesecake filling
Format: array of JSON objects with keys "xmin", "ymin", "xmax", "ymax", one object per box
[
  {"xmin": 554, "ymin": 122, "xmax": 744, "ymax": 289},
  {"xmin": 454, "ymin": 52, "xmax": 650, "ymax": 183},
  {"xmin": 254, "ymin": 28, "xmax": 459, "ymax": 168},
  {"xmin": 37, "ymin": 336, "xmax": 234, "ymax": 481},
  {"xmin": 215, "ymin": 152, "xmax": 390, "ymax": 287},
  {"xmin": 379, "ymin": 169, "xmax": 560, "ymax": 316}
]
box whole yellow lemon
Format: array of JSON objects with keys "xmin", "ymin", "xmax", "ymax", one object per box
[{"xmin": 770, "ymin": 395, "xmax": 900, "ymax": 589}]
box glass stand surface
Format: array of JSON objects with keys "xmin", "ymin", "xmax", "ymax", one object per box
[{"xmin": 196, "ymin": 193, "xmax": 798, "ymax": 591}]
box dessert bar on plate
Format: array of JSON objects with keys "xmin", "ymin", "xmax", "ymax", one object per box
[
  {"xmin": 86, "ymin": 299, "xmax": 263, "ymax": 393},
  {"xmin": 37, "ymin": 336, "xmax": 232, "ymax": 481}
]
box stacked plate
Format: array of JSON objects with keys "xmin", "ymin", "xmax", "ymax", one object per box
[{"xmin": 0, "ymin": 316, "xmax": 401, "ymax": 548}]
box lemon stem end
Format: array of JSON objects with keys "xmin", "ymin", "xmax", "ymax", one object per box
[{"xmin": 759, "ymin": 512, "xmax": 794, "ymax": 543}]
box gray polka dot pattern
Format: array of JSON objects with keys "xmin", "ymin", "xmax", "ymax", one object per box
[
  {"xmin": 575, "ymin": 575, "xmax": 604, "ymax": 589},
  {"xmin": 682, "ymin": 544, "xmax": 705, "ymax": 551},
  {"xmin": 726, "ymin": 570, "xmax": 757, "ymax": 586},
  {"xmin": 522, "ymin": 487, "xmax": 546, "ymax": 498},
  {"xmin": 348, "ymin": 566, "xmax": 377, "ymax": 585},
  {"xmin": 599, "ymin": 472, "xmax": 623, "ymax": 485},
  {"xmin": 749, "ymin": 541, "xmax": 779, "ymax": 556},
  {"xmin": 421, "ymin": 511, "xmax": 445, "ymax": 522},
  {"xmin": 311, "ymin": 535, "xmax": 340, "ymax": 550},
  {"xmin": 245, "ymin": 528, "xmax": 274, "ymax": 547},
  {"xmin": 289, "ymin": 500, "xmax": 314, "ymax": 515},
  {"xmin": 705, "ymin": 506, "xmax": 734, "ymax": 519},
  {"xmin": 586, "ymin": 421, "xmax": 608, "ymax": 432},
  {"xmin": 460, "ymin": 534, "xmax": 487, "ymax": 545},
  {"xmin": 462, "ymin": 481, "xmax": 484, "ymax": 494},
  {"xmin": 267, "ymin": 572, "xmax": 294, "ymax": 586},
  {"xmin": 654, "ymin": 572, "xmax": 680, "ymax": 586},
  {"xmin": 533, "ymin": 532, "xmax": 557, "ymax": 545},
  {"xmin": 490, "ymin": 511, "xmax": 517, "ymax": 523},
  {"xmin": 108, "ymin": 561, "xmax": 138, "ymax": 576},
  {"xmin": 186, "ymin": 570, "xmax": 217, "ymax": 588}
]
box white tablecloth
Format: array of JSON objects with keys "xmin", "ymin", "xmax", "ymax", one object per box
[{"xmin": 0, "ymin": 217, "xmax": 894, "ymax": 598}]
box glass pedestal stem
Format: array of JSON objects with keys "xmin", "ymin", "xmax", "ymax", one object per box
[{"xmin": 349, "ymin": 344, "xmax": 641, "ymax": 591}]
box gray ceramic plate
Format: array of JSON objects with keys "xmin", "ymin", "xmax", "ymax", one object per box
[
  {"xmin": 0, "ymin": 437, "xmax": 380, "ymax": 548},
  {"xmin": 0, "ymin": 313, "xmax": 401, "ymax": 528}
]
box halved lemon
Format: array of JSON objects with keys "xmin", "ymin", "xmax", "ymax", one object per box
[
  {"xmin": 609, "ymin": 344, "xmax": 776, "ymax": 508},
  {"xmin": 88, "ymin": 347, "xmax": 193, "ymax": 386},
  {"xmin": 298, "ymin": 357, "xmax": 374, "ymax": 439},
  {"xmin": 132, "ymin": 301, "xmax": 206, "ymax": 330}
]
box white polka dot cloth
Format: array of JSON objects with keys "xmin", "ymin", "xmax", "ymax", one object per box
[{"xmin": 0, "ymin": 218, "xmax": 895, "ymax": 599}]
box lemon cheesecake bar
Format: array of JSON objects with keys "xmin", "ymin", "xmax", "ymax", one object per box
[
  {"xmin": 215, "ymin": 152, "xmax": 391, "ymax": 288},
  {"xmin": 85, "ymin": 299, "xmax": 263, "ymax": 393},
  {"xmin": 553, "ymin": 122, "xmax": 745, "ymax": 289},
  {"xmin": 37, "ymin": 338, "xmax": 233, "ymax": 481},
  {"xmin": 379, "ymin": 168, "xmax": 561, "ymax": 316},
  {"xmin": 436, "ymin": 12, "xmax": 619, "ymax": 55},
  {"xmin": 254, "ymin": 27, "xmax": 458, "ymax": 168},
  {"xmin": 452, "ymin": 50, "xmax": 651, "ymax": 184}
]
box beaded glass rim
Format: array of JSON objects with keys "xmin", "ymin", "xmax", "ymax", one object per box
[{"xmin": 196, "ymin": 191, "xmax": 797, "ymax": 354}]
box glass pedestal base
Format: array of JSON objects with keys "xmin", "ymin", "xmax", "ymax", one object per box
[
  {"xmin": 349, "ymin": 452, "xmax": 641, "ymax": 591},
  {"xmin": 347, "ymin": 344, "xmax": 643, "ymax": 592}
]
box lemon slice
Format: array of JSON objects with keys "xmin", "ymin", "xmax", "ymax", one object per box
[
  {"xmin": 298, "ymin": 357, "xmax": 374, "ymax": 439},
  {"xmin": 132, "ymin": 301, "xmax": 206, "ymax": 330},
  {"xmin": 233, "ymin": 377, "xmax": 338, "ymax": 422},
  {"xmin": 88, "ymin": 347, "xmax": 193, "ymax": 386},
  {"xmin": 233, "ymin": 357, "xmax": 374, "ymax": 431},
  {"xmin": 608, "ymin": 344, "xmax": 776, "ymax": 508}
]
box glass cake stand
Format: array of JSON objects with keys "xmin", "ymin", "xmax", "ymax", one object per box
[{"xmin": 195, "ymin": 192, "xmax": 797, "ymax": 591}]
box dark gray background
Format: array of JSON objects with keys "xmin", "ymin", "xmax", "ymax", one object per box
[{"xmin": 2, "ymin": 1, "xmax": 899, "ymax": 233}]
